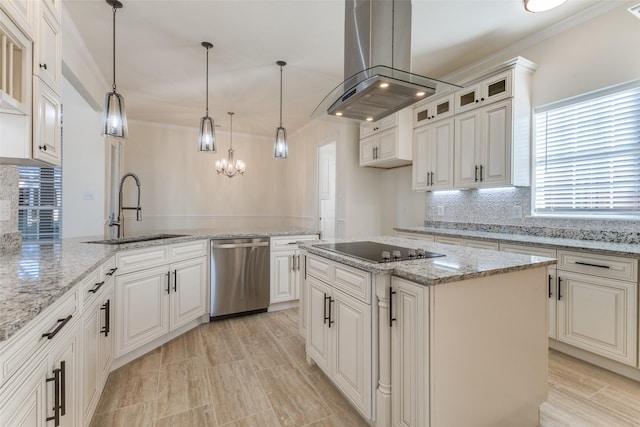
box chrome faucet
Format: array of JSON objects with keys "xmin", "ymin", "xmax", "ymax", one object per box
[{"xmin": 109, "ymin": 172, "xmax": 142, "ymax": 238}]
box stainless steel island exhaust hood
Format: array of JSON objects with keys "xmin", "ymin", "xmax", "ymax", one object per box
[{"xmin": 314, "ymin": 0, "xmax": 460, "ymax": 122}]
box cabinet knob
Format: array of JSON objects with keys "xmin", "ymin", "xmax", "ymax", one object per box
[
  {"xmin": 39, "ymin": 63, "xmax": 47, "ymax": 70},
  {"xmin": 480, "ymin": 97, "xmax": 485, "ymax": 101},
  {"xmin": 39, "ymin": 145, "xmax": 47, "ymax": 151}
]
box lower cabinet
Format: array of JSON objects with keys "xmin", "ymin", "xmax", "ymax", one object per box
[
  {"xmin": 306, "ymin": 259, "xmax": 373, "ymax": 420},
  {"xmin": 270, "ymin": 235, "xmax": 317, "ymax": 304},
  {"xmin": 115, "ymin": 255, "xmax": 207, "ymax": 357},
  {"xmin": 391, "ymin": 276, "xmax": 429, "ymax": 427}
]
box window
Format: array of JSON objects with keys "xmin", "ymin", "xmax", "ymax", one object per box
[
  {"xmin": 18, "ymin": 166, "xmax": 62, "ymax": 240},
  {"xmin": 533, "ymin": 81, "xmax": 640, "ymax": 218}
]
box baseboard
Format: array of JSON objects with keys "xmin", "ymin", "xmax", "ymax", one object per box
[{"xmin": 268, "ymin": 300, "xmax": 299, "ymax": 312}]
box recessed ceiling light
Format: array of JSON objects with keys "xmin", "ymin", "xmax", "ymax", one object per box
[
  {"xmin": 379, "ymin": 83, "xmax": 389, "ymax": 88},
  {"xmin": 366, "ymin": 117, "xmax": 373, "ymax": 122},
  {"xmin": 416, "ymin": 91, "xmax": 426, "ymax": 97},
  {"xmin": 524, "ymin": 0, "xmax": 567, "ymax": 13},
  {"xmin": 335, "ymin": 112, "xmax": 343, "ymax": 116}
]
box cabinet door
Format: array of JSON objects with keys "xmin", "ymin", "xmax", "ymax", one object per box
[
  {"xmin": 548, "ymin": 268, "xmax": 557, "ymax": 340},
  {"xmin": 32, "ymin": 77, "xmax": 61, "ymax": 166},
  {"xmin": 332, "ymin": 289, "xmax": 372, "ymax": 419},
  {"xmin": 271, "ymin": 251, "xmax": 296, "ymax": 303},
  {"xmin": 0, "ymin": 0, "xmax": 35, "ymax": 38},
  {"xmin": 170, "ymin": 256, "xmax": 207, "ymax": 330},
  {"xmin": 376, "ymin": 127, "xmax": 397, "ymax": 161},
  {"xmin": 47, "ymin": 326, "xmax": 79, "ymax": 427},
  {"xmin": 115, "ymin": 266, "xmax": 170, "ymax": 357},
  {"xmin": 557, "ymin": 271, "xmax": 637, "ymax": 366},
  {"xmin": 99, "ymin": 286, "xmax": 114, "ymax": 387},
  {"xmin": 34, "ymin": 4, "xmax": 60, "ymax": 90},
  {"xmin": 306, "ymin": 276, "xmax": 331, "ymax": 372},
  {"xmin": 454, "ymin": 110, "xmax": 480, "ymax": 188},
  {"xmin": 0, "ymin": 354, "xmax": 48, "ymax": 427},
  {"xmin": 81, "ymin": 301, "xmax": 101, "ymax": 423},
  {"xmin": 479, "ymin": 100, "xmax": 511, "ymax": 186},
  {"xmin": 482, "ymin": 70, "xmax": 512, "ymax": 104},
  {"xmin": 392, "ymin": 277, "xmax": 428, "ymax": 427},
  {"xmin": 359, "ymin": 136, "xmax": 376, "ymax": 165},
  {"xmin": 412, "ymin": 125, "xmax": 430, "ymax": 190},
  {"xmin": 430, "ymin": 118, "xmax": 454, "ymax": 190}
]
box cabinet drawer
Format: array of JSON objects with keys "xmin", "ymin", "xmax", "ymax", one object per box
[
  {"xmin": 334, "ymin": 264, "xmax": 371, "ymax": 304},
  {"xmin": 0, "ymin": 290, "xmax": 77, "ymax": 386},
  {"xmin": 307, "ymin": 255, "xmax": 332, "ymax": 282},
  {"xmin": 170, "ymin": 240, "xmax": 207, "ymax": 262},
  {"xmin": 500, "ymin": 243, "xmax": 557, "ymax": 259},
  {"xmin": 434, "ymin": 236, "xmax": 462, "ymax": 246},
  {"xmin": 79, "ymin": 269, "xmax": 101, "ymax": 307},
  {"xmin": 462, "ymin": 239, "xmax": 499, "ymax": 251},
  {"xmin": 117, "ymin": 246, "xmax": 170, "ymax": 275},
  {"xmin": 99, "ymin": 256, "xmax": 117, "ymax": 281},
  {"xmin": 558, "ymin": 250, "xmax": 638, "ymax": 282},
  {"xmin": 271, "ymin": 235, "xmax": 317, "ymax": 251},
  {"xmin": 395, "ymin": 232, "xmax": 435, "ymax": 242}
]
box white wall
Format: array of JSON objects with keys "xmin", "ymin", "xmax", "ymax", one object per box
[
  {"xmin": 61, "ymin": 77, "xmax": 105, "ymax": 238},
  {"xmin": 382, "ymin": 1, "xmax": 640, "ymax": 231}
]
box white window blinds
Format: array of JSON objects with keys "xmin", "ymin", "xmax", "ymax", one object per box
[
  {"xmin": 18, "ymin": 166, "xmax": 62, "ymax": 240},
  {"xmin": 534, "ymin": 82, "xmax": 640, "ymax": 217}
]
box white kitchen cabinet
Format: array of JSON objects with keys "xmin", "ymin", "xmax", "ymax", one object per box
[
  {"xmin": 115, "ymin": 241, "xmax": 208, "ymax": 358},
  {"xmin": 47, "ymin": 324, "xmax": 79, "ymax": 427},
  {"xmin": 395, "ymin": 231, "xmax": 434, "ymax": 242},
  {"xmin": 412, "ymin": 118, "xmax": 453, "ymax": 191},
  {"xmin": 454, "ymin": 69, "xmax": 513, "ymax": 114},
  {"xmin": 555, "ymin": 252, "xmax": 637, "ymax": 366},
  {"xmin": 33, "ymin": 0, "xmax": 60, "ymax": 91},
  {"xmin": 391, "ymin": 276, "xmax": 429, "ymax": 427},
  {"xmin": 359, "ymin": 108, "xmax": 413, "ymax": 168},
  {"xmin": 32, "ymin": 75, "xmax": 61, "ymax": 165},
  {"xmin": 270, "ymin": 235, "xmax": 317, "ymax": 305},
  {"xmin": 0, "ymin": 0, "xmax": 36, "ymax": 38},
  {"xmin": 0, "ymin": 355, "xmax": 47, "ymax": 427},
  {"xmin": 413, "ymin": 93, "xmax": 454, "ymax": 127},
  {"xmin": 305, "ymin": 255, "xmax": 373, "ymax": 420},
  {"xmin": 433, "ymin": 235, "xmax": 462, "ymax": 246}
]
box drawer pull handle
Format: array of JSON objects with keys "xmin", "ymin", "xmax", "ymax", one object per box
[
  {"xmin": 575, "ymin": 261, "xmax": 610, "ymax": 269},
  {"xmin": 328, "ymin": 297, "xmax": 335, "ymax": 328},
  {"xmin": 88, "ymin": 281, "xmax": 105, "ymax": 293},
  {"xmin": 106, "ymin": 267, "xmax": 118, "ymax": 276},
  {"xmin": 42, "ymin": 315, "xmax": 73, "ymax": 340},
  {"xmin": 558, "ymin": 277, "xmax": 562, "ymax": 301},
  {"xmin": 389, "ymin": 287, "xmax": 397, "ymax": 327},
  {"xmin": 173, "ymin": 269, "xmax": 178, "ymax": 292},
  {"xmin": 548, "ymin": 274, "xmax": 553, "ymax": 298},
  {"xmin": 323, "ymin": 293, "xmax": 330, "ymax": 324},
  {"xmin": 46, "ymin": 364, "xmax": 61, "ymax": 426},
  {"xmin": 166, "ymin": 272, "xmax": 171, "ymax": 294},
  {"xmin": 101, "ymin": 299, "xmax": 111, "ymax": 337}
]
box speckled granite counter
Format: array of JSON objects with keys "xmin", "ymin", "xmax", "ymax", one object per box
[
  {"xmin": 300, "ymin": 236, "xmax": 556, "ymax": 286},
  {"xmin": 394, "ymin": 226, "xmax": 640, "ymax": 258},
  {"xmin": 0, "ymin": 227, "xmax": 317, "ymax": 343}
]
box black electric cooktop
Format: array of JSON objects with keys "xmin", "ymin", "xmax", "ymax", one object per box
[{"xmin": 313, "ymin": 241, "xmax": 445, "ymax": 263}]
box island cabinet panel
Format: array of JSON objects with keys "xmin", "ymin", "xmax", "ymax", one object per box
[
  {"xmin": 391, "ymin": 277, "xmax": 429, "ymax": 427},
  {"xmin": 307, "ymin": 276, "xmax": 331, "ymax": 372}
]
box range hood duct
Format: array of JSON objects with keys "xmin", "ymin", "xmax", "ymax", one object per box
[{"xmin": 317, "ymin": 0, "xmax": 460, "ymax": 122}]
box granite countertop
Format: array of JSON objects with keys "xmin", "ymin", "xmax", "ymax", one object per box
[
  {"xmin": 394, "ymin": 226, "xmax": 640, "ymax": 258},
  {"xmin": 300, "ymin": 236, "xmax": 556, "ymax": 287},
  {"xmin": 0, "ymin": 227, "xmax": 317, "ymax": 343}
]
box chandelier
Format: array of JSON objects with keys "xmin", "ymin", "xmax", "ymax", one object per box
[{"xmin": 215, "ymin": 112, "xmax": 245, "ymax": 178}]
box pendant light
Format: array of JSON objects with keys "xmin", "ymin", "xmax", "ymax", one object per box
[
  {"xmin": 198, "ymin": 42, "xmax": 216, "ymax": 152},
  {"xmin": 215, "ymin": 112, "xmax": 246, "ymax": 178},
  {"xmin": 274, "ymin": 60, "xmax": 288, "ymax": 159},
  {"xmin": 524, "ymin": 0, "xmax": 567, "ymax": 13},
  {"xmin": 101, "ymin": 0, "xmax": 128, "ymax": 139}
]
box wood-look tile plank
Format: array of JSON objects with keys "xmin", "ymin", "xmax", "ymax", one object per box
[
  {"xmin": 218, "ymin": 409, "xmax": 281, "ymax": 427},
  {"xmin": 231, "ymin": 313, "xmax": 270, "ymax": 337},
  {"xmin": 261, "ymin": 310, "xmax": 299, "ymax": 338},
  {"xmin": 258, "ymin": 363, "xmax": 332, "ymax": 427},
  {"xmin": 306, "ymin": 370, "xmax": 368, "ymax": 427},
  {"xmin": 206, "ymin": 359, "xmax": 271, "ymax": 425},
  {"xmin": 155, "ymin": 404, "xmax": 217, "ymax": 427},
  {"xmin": 275, "ymin": 333, "xmax": 318, "ymax": 376},
  {"xmin": 200, "ymin": 321, "xmax": 247, "ymax": 367},
  {"xmin": 156, "ymin": 357, "xmax": 212, "ymax": 419},
  {"xmin": 239, "ymin": 331, "xmax": 288, "ymax": 372},
  {"xmin": 161, "ymin": 327, "xmax": 204, "ymax": 365},
  {"xmin": 90, "ymin": 401, "xmax": 156, "ymax": 427}
]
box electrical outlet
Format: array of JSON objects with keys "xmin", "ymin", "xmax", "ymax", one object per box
[
  {"xmin": 512, "ymin": 205, "xmax": 522, "ymax": 218},
  {"xmin": 437, "ymin": 205, "xmax": 444, "ymax": 216},
  {"xmin": 0, "ymin": 200, "xmax": 10, "ymax": 221}
]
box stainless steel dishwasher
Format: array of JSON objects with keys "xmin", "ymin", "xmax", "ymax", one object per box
[{"xmin": 210, "ymin": 237, "xmax": 270, "ymax": 319}]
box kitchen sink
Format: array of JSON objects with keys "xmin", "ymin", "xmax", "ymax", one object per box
[{"xmin": 86, "ymin": 233, "xmax": 188, "ymax": 245}]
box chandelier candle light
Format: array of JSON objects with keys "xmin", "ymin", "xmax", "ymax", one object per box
[
  {"xmin": 274, "ymin": 60, "xmax": 288, "ymax": 159},
  {"xmin": 215, "ymin": 112, "xmax": 245, "ymax": 178},
  {"xmin": 198, "ymin": 41, "xmax": 216, "ymax": 152},
  {"xmin": 101, "ymin": 0, "xmax": 128, "ymax": 139}
]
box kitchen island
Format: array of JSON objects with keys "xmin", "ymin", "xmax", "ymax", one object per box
[{"xmin": 299, "ymin": 236, "xmax": 556, "ymax": 427}]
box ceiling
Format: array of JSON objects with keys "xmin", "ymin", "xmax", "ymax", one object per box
[{"xmin": 64, "ymin": 0, "xmax": 616, "ymax": 138}]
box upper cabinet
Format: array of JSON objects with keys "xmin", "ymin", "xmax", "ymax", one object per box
[
  {"xmin": 0, "ymin": 0, "xmax": 35, "ymax": 39},
  {"xmin": 454, "ymin": 70, "xmax": 513, "ymax": 114},
  {"xmin": 33, "ymin": 0, "xmax": 60, "ymax": 91},
  {"xmin": 413, "ymin": 93, "xmax": 454, "ymax": 126},
  {"xmin": 359, "ymin": 108, "xmax": 413, "ymax": 168}
]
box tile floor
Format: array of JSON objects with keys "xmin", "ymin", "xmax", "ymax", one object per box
[{"xmin": 91, "ymin": 308, "xmax": 640, "ymax": 426}]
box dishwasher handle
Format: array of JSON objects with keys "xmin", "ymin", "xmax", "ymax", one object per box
[{"xmin": 212, "ymin": 241, "xmax": 269, "ymax": 249}]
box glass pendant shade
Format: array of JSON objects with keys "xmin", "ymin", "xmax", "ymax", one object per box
[
  {"xmin": 274, "ymin": 126, "xmax": 288, "ymax": 159},
  {"xmin": 102, "ymin": 90, "xmax": 128, "ymax": 138},
  {"xmin": 199, "ymin": 115, "xmax": 216, "ymax": 152},
  {"xmin": 524, "ymin": 0, "xmax": 567, "ymax": 12}
]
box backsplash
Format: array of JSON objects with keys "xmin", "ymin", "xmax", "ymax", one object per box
[
  {"xmin": 0, "ymin": 166, "xmax": 21, "ymax": 252},
  {"xmin": 425, "ymin": 187, "xmax": 640, "ymax": 243}
]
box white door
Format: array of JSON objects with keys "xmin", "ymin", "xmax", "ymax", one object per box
[
  {"xmin": 548, "ymin": 268, "xmax": 557, "ymax": 339},
  {"xmin": 99, "ymin": 288, "xmax": 114, "ymax": 383},
  {"xmin": 412, "ymin": 125, "xmax": 430, "ymax": 190},
  {"xmin": 318, "ymin": 141, "xmax": 336, "ymax": 239},
  {"xmin": 454, "ymin": 110, "xmax": 480, "ymax": 188},
  {"xmin": 377, "ymin": 127, "xmax": 397, "ymax": 161},
  {"xmin": 116, "ymin": 266, "xmax": 170, "ymax": 357},
  {"xmin": 32, "ymin": 77, "xmax": 62, "ymax": 166},
  {"xmin": 480, "ymin": 99, "xmax": 511, "ymax": 186},
  {"xmin": 392, "ymin": 277, "xmax": 428, "ymax": 427},
  {"xmin": 170, "ymin": 257, "xmax": 207, "ymax": 330},
  {"xmin": 271, "ymin": 251, "xmax": 295, "ymax": 303},
  {"xmin": 359, "ymin": 136, "xmax": 376, "ymax": 165},
  {"xmin": 81, "ymin": 301, "xmax": 101, "ymax": 422},
  {"xmin": 306, "ymin": 276, "xmax": 331, "ymax": 372},
  {"xmin": 0, "ymin": 358, "xmax": 48, "ymax": 427},
  {"xmin": 557, "ymin": 271, "xmax": 637, "ymax": 366},
  {"xmin": 331, "ymin": 289, "xmax": 372, "ymax": 419},
  {"xmin": 431, "ymin": 118, "xmax": 454, "ymax": 190},
  {"xmin": 48, "ymin": 326, "xmax": 78, "ymax": 427}
]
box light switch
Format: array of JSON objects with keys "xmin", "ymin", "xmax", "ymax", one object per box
[{"xmin": 0, "ymin": 200, "xmax": 10, "ymax": 221}]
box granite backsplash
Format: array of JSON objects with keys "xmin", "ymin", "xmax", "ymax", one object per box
[{"xmin": 0, "ymin": 165, "xmax": 21, "ymax": 252}]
